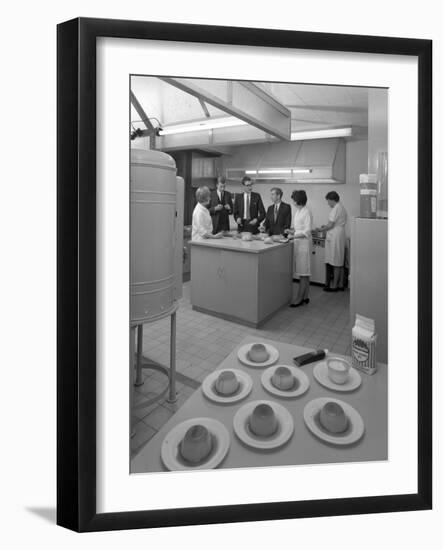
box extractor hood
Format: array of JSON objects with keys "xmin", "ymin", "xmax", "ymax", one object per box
[{"xmin": 224, "ymin": 138, "xmax": 346, "ymax": 184}]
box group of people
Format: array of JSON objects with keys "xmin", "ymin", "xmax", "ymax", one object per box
[{"xmin": 191, "ymin": 175, "xmax": 348, "ymax": 308}]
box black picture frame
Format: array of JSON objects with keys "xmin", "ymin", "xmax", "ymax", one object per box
[{"xmin": 57, "ymin": 17, "xmax": 432, "ymax": 532}]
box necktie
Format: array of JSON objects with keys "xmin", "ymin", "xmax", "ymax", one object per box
[
  {"xmin": 274, "ymin": 204, "xmax": 278, "ymax": 222},
  {"xmin": 246, "ymin": 194, "xmax": 250, "ymax": 221}
]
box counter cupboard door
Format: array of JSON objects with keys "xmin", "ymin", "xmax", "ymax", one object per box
[
  {"xmin": 218, "ymin": 249, "xmax": 259, "ymax": 324},
  {"xmin": 190, "ymin": 245, "xmax": 224, "ymax": 314},
  {"xmin": 190, "ymin": 246, "xmax": 259, "ymax": 324}
]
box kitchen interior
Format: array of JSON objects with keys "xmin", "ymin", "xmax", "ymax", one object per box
[{"xmin": 129, "ymin": 75, "xmax": 388, "ymax": 470}]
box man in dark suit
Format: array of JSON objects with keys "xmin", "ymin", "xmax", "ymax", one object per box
[
  {"xmin": 233, "ymin": 176, "xmax": 266, "ymax": 234},
  {"xmin": 261, "ymin": 187, "xmax": 292, "ymax": 236},
  {"xmin": 209, "ymin": 176, "xmax": 233, "ymax": 234}
]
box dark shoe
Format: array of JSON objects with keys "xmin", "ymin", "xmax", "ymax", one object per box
[
  {"xmin": 322, "ymin": 286, "xmax": 330, "ymax": 292},
  {"xmin": 290, "ymin": 301, "xmax": 305, "ymax": 308},
  {"xmin": 303, "ymin": 298, "xmax": 310, "ymax": 304},
  {"xmin": 323, "ymin": 287, "xmax": 338, "ymax": 293},
  {"xmin": 337, "ymin": 287, "xmax": 345, "ymax": 291}
]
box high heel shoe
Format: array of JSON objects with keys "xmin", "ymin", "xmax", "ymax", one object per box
[{"xmin": 289, "ymin": 300, "xmax": 304, "ymax": 308}]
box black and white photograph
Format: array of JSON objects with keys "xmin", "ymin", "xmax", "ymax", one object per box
[
  {"xmin": 2, "ymin": 0, "xmax": 438, "ymax": 542},
  {"xmin": 129, "ymin": 75, "xmax": 388, "ymax": 473}
]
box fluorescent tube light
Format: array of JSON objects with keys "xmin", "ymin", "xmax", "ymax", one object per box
[
  {"xmin": 158, "ymin": 116, "xmax": 248, "ymax": 135},
  {"xmin": 245, "ymin": 168, "xmax": 312, "ymax": 175},
  {"xmin": 245, "ymin": 169, "xmax": 292, "ymax": 175},
  {"xmin": 290, "ymin": 127, "xmax": 352, "ymax": 140}
]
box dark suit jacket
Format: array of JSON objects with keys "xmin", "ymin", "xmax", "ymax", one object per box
[
  {"xmin": 233, "ymin": 191, "xmax": 266, "ymax": 234},
  {"xmin": 263, "ymin": 201, "xmax": 292, "ymax": 236},
  {"xmin": 209, "ymin": 189, "xmax": 233, "ymax": 233}
]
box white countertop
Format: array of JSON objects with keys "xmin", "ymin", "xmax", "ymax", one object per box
[{"xmin": 190, "ymin": 236, "xmax": 291, "ymax": 254}]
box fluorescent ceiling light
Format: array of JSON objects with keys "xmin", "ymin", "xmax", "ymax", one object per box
[
  {"xmin": 290, "ymin": 127, "xmax": 352, "ymax": 140},
  {"xmin": 245, "ymin": 168, "xmax": 312, "ymax": 175},
  {"xmin": 245, "ymin": 169, "xmax": 292, "ymax": 175},
  {"xmin": 158, "ymin": 116, "xmax": 248, "ymax": 135}
]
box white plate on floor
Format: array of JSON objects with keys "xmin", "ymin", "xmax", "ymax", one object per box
[
  {"xmin": 261, "ymin": 365, "xmax": 310, "ymax": 398},
  {"xmin": 161, "ymin": 418, "xmax": 230, "ymax": 471},
  {"xmin": 233, "ymin": 400, "xmax": 294, "ymax": 450},
  {"xmin": 202, "ymin": 369, "xmax": 253, "ymax": 404},
  {"xmin": 313, "ymin": 361, "xmax": 362, "ymax": 392},
  {"xmin": 237, "ymin": 343, "xmax": 279, "ymax": 368},
  {"xmin": 303, "ymin": 397, "xmax": 365, "ymax": 446}
]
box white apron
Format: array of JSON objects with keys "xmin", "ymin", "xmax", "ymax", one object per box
[
  {"xmin": 324, "ymin": 202, "xmax": 347, "ymax": 266},
  {"xmin": 292, "ymin": 206, "xmax": 313, "ymax": 277},
  {"xmin": 191, "ymin": 202, "xmax": 213, "ymax": 241}
]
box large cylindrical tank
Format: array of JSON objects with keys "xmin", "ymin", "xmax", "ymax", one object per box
[
  {"xmin": 130, "ymin": 148, "xmax": 177, "ymax": 325},
  {"xmin": 174, "ymin": 176, "xmax": 185, "ymax": 301}
]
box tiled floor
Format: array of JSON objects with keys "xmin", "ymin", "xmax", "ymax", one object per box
[{"xmin": 131, "ymin": 282, "xmax": 352, "ymax": 457}]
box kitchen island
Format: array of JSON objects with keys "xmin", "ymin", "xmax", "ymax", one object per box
[{"xmin": 189, "ymin": 237, "xmax": 293, "ymax": 327}]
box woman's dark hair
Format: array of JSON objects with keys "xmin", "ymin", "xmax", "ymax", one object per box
[
  {"xmin": 291, "ymin": 189, "xmax": 307, "ymax": 206},
  {"xmin": 325, "ymin": 191, "xmax": 340, "ymax": 202}
]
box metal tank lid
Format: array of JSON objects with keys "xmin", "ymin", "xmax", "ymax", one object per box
[{"xmin": 131, "ymin": 148, "xmax": 176, "ymax": 169}]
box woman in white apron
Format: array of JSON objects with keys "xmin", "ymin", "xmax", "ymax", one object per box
[
  {"xmin": 286, "ymin": 190, "xmax": 313, "ymax": 308},
  {"xmin": 191, "ymin": 186, "xmax": 223, "ymax": 241},
  {"xmin": 318, "ymin": 191, "xmax": 347, "ymax": 292}
]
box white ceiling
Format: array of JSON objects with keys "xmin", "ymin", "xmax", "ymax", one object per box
[
  {"xmin": 131, "ymin": 76, "xmax": 369, "ymax": 147},
  {"xmin": 257, "ymin": 82, "xmax": 368, "ymax": 131},
  {"xmin": 131, "ymin": 77, "xmax": 227, "ymax": 127}
]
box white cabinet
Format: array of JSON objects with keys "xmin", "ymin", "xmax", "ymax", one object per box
[
  {"xmin": 350, "ymin": 218, "xmax": 388, "ymax": 363},
  {"xmin": 310, "ymin": 240, "xmax": 325, "ymax": 284}
]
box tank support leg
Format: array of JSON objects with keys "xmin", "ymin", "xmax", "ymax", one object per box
[
  {"xmin": 134, "ymin": 324, "xmax": 144, "ymax": 387},
  {"xmin": 167, "ymin": 311, "xmax": 177, "ymax": 403},
  {"xmin": 130, "ymin": 326, "xmax": 136, "ymax": 438}
]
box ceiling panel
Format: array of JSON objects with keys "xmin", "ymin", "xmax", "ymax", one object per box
[{"xmin": 131, "ymin": 76, "xmax": 371, "ymax": 147}]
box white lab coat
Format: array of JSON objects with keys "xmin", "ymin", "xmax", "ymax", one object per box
[
  {"xmin": 192, "ymin": 202, "xmax": 213, "ymax": 241},
  {"xmin": 324, "ymin": 202, "xmax": 347, "ymax": 266},
  {"xmin": 292, "ymin": 206, "xmax": 313, "ymax": 277}
]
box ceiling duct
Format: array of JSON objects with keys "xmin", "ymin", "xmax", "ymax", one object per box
[{"xmin": 224, "ymin": 138, "xmax": 346, "ymax": 184}]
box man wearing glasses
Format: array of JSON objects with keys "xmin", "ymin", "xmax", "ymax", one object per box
[{"xmin": 233, "ymin": 176, "xmax": 266, "ymax": 234}]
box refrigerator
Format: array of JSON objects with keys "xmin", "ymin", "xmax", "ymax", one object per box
[{"xmin": 350, "ymin": 218, "xmax": 388, "ymax": 363}]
